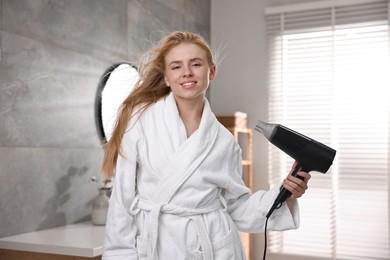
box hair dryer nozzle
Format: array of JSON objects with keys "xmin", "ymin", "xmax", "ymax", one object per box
[{"xmin": 254, "ymin": 120, "xmax": 277, "ymax": 140}]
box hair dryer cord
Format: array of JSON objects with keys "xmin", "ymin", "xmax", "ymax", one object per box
[{"xmin": 263, "ymin": 216, "xmax": 270, "ymax": 260}]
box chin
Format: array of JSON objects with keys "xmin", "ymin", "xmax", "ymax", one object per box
[{"xmin": 175, "ymin": 92, "xmax": 205, "ymax": 101}]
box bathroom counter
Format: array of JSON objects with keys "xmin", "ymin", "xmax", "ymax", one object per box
[{"xmin": 0, "ymin": 222, "xmax": 105, "ymax": 259}]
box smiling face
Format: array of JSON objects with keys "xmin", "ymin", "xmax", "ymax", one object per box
[{"xmin": 164, "ymin": 43, "xmax": 216, "ymax": 104}]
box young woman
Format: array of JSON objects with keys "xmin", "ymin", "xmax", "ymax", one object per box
[{"xmin": 101, "ymin": 31, "xmax": 311, "ymax": 260}]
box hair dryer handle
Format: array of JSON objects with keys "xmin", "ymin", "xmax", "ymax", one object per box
[{"xmin": 266, "ymin": 163, "xmax": 304, "ymax": 218}]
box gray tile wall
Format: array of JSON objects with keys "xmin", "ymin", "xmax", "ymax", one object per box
[{"xmin": 0, "ymin": 0, "xmax": 210, "ymax": 237}]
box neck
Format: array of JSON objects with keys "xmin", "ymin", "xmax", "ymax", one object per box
[{"xmin": 174, "ymin": 97, "xmax": 205, "ymax": 137}]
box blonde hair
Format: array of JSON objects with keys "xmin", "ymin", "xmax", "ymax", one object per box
[{"xmin": 102, "ymin": 31, "xmax": 215, "ymax": 178}]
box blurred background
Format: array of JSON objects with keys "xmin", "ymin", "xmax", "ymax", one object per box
[{"xmin": 0, "ymin": 0, "xmax": 389, "ymax": 259}]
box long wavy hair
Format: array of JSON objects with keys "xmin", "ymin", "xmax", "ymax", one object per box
[{"xmin": 102, "ymin": 31, "xmax": 215, "ymax": 178}]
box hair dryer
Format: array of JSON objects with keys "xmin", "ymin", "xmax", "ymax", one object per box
[{"xmin": 254, "ymin": 120, "xmax": 336, "ymax": 218}]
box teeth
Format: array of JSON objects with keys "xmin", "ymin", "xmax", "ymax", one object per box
[{"xmin": 182, "ymin": 82, "xmax": 195, "ymax": 86}]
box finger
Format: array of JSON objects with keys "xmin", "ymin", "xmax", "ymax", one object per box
[
  {"xmin": 295, "ymin": 171, "xmax": 312, "ymax": 183},
  {"xmin": 283, "ymin": 178, "xmax": 307, "ymax": 195},
  {"xmin": 283, "ymin": 180, "xmax": 306, "ymax": 199},
  {"xmin": 285, "ymin": 176, "xmax": 308, "ymax": 195},
  {"xmin": 286, "ymin": 174, "xmax": 308, "ymax": 188}
]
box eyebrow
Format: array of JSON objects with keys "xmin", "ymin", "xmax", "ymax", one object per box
[{"xmin": 168, "ymin": 57, "xmax": 204, "ymax": 66}]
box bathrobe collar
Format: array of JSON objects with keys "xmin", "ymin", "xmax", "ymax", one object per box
[
  {"xmin": 130, "ymin": 92, "xmax": 221, "ymax": 259},
  {"xmin": 156, "ymin": 92, "xmax": 219, "ymax": 203}
]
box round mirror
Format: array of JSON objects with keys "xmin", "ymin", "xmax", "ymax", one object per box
[{"xmin": 95, "ymin": 63, "xmax": 139, "ymax": 144}]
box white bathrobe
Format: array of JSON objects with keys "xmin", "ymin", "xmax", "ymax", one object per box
[{"xmin": 102, "ymin": 92, "xmax": 300, "ymax": 260}]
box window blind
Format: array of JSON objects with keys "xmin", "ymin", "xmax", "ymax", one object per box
[{"xmin": 265, "ymin": 0, "xmax": 390, "ymax": 259}]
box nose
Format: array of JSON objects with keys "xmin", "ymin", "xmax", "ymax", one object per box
[{"xmin": 183, "ymin": 65, "xmax": 193, "ymax": 77}]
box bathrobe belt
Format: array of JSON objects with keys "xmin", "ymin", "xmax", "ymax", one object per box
[{"xmin": 129, "ymin": 195, "xmax": 227, "ymax": 260}]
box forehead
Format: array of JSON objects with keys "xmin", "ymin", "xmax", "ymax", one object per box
[{"xmin": 165, "ymin": 43, "xmax": 207, "ymax": 63}]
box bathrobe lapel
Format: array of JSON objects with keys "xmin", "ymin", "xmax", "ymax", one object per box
[
  {"xmin": 141, "ymin": 94, "xmax": 221, "ymax": 259},
  {"xmin": 153, "ymin": 93, "xmax": 219, "ymax": 204}
]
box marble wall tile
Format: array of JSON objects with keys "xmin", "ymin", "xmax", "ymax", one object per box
[
  {"xmin": 154, "ymin": 0, "xmax": 210, "ymax": 29},
  {"xmin": 2, "ymin": 0, "xmax": 128, "ymax": 61},
  {"xmin": 126, "ymin": 0, "xmax": 210, "ymax": 63},
  {"xmin": 0, "ymin": 31, "xmax": 109, "ymax": 147},
  {"xmin": 0, "ymin": 147, "xmax": 104, "ymax": 237},
  {"xmin": 0, "ymin": 0, "xmax": 210, "ymax": 238},
  {"xmin": 0, "ymin": 1, "xmax": 2, "ymax": 65},
  {"xmin": 156, "ymin": 0, "xmax": 186, "ymax": 14},
  {"xmin": 128, "ymin": 0, "xmax": 185, "ymax": 45}
]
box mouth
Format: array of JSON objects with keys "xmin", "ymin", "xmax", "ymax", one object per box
[{"xmin": 181, "ymin": 81, "xmax": 197, "ymax": 89}]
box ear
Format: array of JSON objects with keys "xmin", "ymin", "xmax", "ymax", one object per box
[
  {"xmin": 164, "ymin": 75, "xmax": 170, "ymax": 87},
  {"xmin": 209, "ymin": 65, "xmax": 216, "ymax": 81}
]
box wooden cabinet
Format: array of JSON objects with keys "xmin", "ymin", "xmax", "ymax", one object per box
[{"xmin": 230, "ymin": 127, "xmax": 253, "ymax": 190}]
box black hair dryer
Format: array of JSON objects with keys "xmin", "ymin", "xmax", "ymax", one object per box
[{"xmin": 254, "ymin": 120, "xmax": 336, "ymax": 218}]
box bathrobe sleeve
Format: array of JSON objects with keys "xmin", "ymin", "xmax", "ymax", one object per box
[
  {"xmin": 102, "ymin": 122, "xmax": 142, "ymax": 260},
  {"xmin": 223, "ymin": 142, "xmax": 300, "ymax": 233}
]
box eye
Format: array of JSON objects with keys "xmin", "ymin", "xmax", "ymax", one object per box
[
  {"xmin": 171, "ymin": 65, "xmax": 181, "ymax": 70},
  {"xmin": 192, "ymin": 63, "xmax": 202, "ymax": 67}
]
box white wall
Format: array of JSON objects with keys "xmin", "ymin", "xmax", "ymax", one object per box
[
  {"xmin": 210, "ymin": 2, "xmax": 269, "ymax": 259},
  {"xmin": 210, "ymin": 0, "xmax": 269, "ymax": 183},
  {"xmin": 210, "ymin": 0, "xmax": 325, "ymax": 259}
]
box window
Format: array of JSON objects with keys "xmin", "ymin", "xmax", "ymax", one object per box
[{"xmin": 265, "ymin": 0, "xmax": 389, "ymax": 259}]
